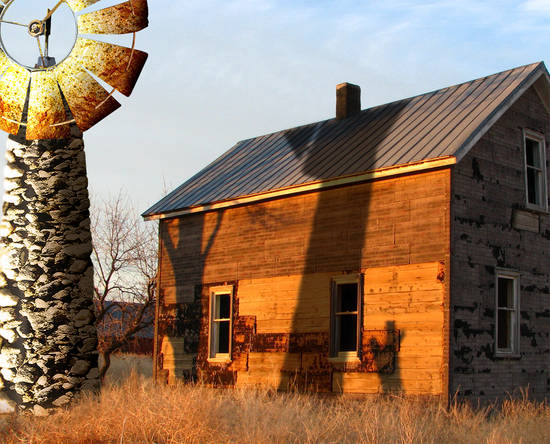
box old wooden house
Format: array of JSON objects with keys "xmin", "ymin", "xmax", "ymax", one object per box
[{"xmin": 144, "ymin": 62, "xmax": 550, "ymax": 401}]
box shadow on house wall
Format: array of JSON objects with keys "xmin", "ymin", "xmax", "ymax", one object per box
[
  {"xmin": 157, "ymin": 210, "xmax": 225, "ymax": 383},
  {"xmin": 278, "ymin": 98, "xmax": 409, "ymax": 393}
]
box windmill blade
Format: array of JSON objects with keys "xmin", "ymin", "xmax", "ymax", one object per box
[
  {"xmin": 55, "ymin": 58, "xmax": 121, "ymax": 131},
  {"xmin": 65, "ymin": 0, "xmax": 101, "ymax": 12},
  {"xmin": 77, "ymin": 0, "xmax": 148, "ymax": 34},
  {"xmin": 71, "ymin": 38, "xmax": 148, "ymax": 97},
  {"xmin": 0, "ymin": 60, "xmax": 30, "ymax": 136},
  {"xmin": 26, "ymin": 71, "xmax": 70, "ymax": 140}
]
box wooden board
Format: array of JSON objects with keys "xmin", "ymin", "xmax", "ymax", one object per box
[
  {"xmin": 333, "ymin": 371, "xmax": 443, "ymax": 394},
  {"xmin": 156, "ymin": 169, "xmax": 451, "ymax": 395},
  {"xmin": 232, "ymin": 262, "xmax": 445, "ymax": 394}
]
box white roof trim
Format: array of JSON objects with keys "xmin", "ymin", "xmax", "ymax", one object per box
[{"xmin": 532, "ymin": 72, "xmax": 550, "ymax": 116}]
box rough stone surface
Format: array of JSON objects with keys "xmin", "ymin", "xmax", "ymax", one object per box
[
  {"xmin": 52, "ymin": 395, "xmax": 71, "ymax": 407},
  {"xmin": 32, "ymin": 405, "xmax": 49, "ymax": 417},
  {"xmin": 70, "ymin": 360, "xmax": 90, "ymax": 376},
  {"xmin": 0, "ymin": 393, "xmax": 16, "ymax": 414},
  {"xmin": 0, "ymin": 329, "xmax": 15, "ymax": 343},
  {"xmin": 0, "ymin": 289, "xmax": 18, "ymax": 307},
  {"xmin": 0, "ymin": 134, "xmax": 99, "ymax": 412}
]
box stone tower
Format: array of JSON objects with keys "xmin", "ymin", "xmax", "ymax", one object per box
[{"xmin": 0, "ymin": 127, "xmax": 98, "ymax": 415}]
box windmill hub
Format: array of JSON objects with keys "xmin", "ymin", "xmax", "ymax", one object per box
[
  {"xmin": 0, "ymin": 1, "xmax": 76, "ymax": 71},
  {"xmin": 27, "ymin": 20, "xmax": 44, "ymax": 38}
]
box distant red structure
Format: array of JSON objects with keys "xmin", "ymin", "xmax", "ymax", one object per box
[{"xmin": 96, "ymin": 301, "xmax": 154, "ymax": 356}]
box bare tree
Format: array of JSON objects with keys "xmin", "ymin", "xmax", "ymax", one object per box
[{"xmin": 91, "ymin": 193, "xmax": 157, "ymax": 381}]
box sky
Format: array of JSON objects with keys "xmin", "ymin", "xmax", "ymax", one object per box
[{"xmin": 2, "ymin": 0, "xmax": 550, "ymax": 215}]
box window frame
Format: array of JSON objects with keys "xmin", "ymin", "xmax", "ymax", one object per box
[
  {"xmin": 494, "ymin": 269, "xmax": 520, "ymax": 358},
  {"xmin": 208, "ymin": 285, "xmax": 233, "ymax": 362},
  {"xmin": 523, "ymin": 129, "xmax": 548, "ymax": 212},
  {"xmin": 329, "ymin": 274, "xmax": 362, "ymax": 362}
]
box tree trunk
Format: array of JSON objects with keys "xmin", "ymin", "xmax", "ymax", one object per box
[
  {"xmin": 0, "ymin": 129, "xmax": 99, "ymax": 415},
  {"xmin": 99, "ymin": 350, "xmax": 112, "ymax": 383}
]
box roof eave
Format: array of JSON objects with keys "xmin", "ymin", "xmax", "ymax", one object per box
[
  {"xmin": 454, "ymin": 62, "xmax": 550, "ymax": 164},
  {"xmin": 143, "ymin": 156, "xmax": 456, "ymax": 221}
]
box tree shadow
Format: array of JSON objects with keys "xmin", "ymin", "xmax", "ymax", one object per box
[
  {"xmin": 278, "ymin": 98, "xmax": 410, "ymax": 393},
  {"xmin": 156, "ymin": 211, "xmax": 224, "ymax": 383},
  {"xmin": 372, "ymin": 321, "xmax": 403, "ymax": 394}
]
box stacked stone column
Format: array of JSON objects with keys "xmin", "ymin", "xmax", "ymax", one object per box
[{"xmin": 0, "ymin": 129, "xmax": 99, "ymax": 415}]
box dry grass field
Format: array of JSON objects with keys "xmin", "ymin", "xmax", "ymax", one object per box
[
  {"xmin": 0, "ymin": 372, "xmax": 549, "ymax": 444},
  {"xmin": 99, "ymin": 353, "xmax": 153, "ymax": 384}
]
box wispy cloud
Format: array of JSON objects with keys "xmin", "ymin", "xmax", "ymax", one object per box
[{"xmin": 521, "ymin": 0, "xmax": 550, "ymax": 14}]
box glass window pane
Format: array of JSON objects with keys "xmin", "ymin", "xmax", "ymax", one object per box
[
  {"xmin": 217, "ymin": 321, "xmax": 230, "ymax": 353},
  {"xmin": 338, "ymin": 314, "xmax": 357, "ymax": 351},
  {"xmin": 527, "ymin": 168, "xmax": 541, "ymax": 205},
  {"xmin": 498, "ymin": 278, "xmax": 514, "ymax": 308},
  {"xmin": 338, "ymin": 283, "xmax": 358, "ymax": 312},
  {"xmin": 497, "ymin": 309, "xmax": 511, "ymax": 350},
  {"xmin": 211, "ymin": 322, "xmax": 218, "ymax": 357},
  {"xmin": 526, "ymin": 138, "xmax": 541, "ymax": 168},
  {"xmin": 217, "ymin": 293, "xmax": 231, "ymax": 319}
]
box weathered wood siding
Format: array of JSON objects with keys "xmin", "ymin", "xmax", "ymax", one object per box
[
  {"xmin": 451, "ymin": 86, "xmax": 550, "ymax": 401},
  {"xmin": 156, "ymin": 169, "xmax": 451, "ymax": 395}
]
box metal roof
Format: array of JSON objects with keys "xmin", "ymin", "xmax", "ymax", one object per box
[{"xmin": 144, "ymin": 62, "xmax": 549, "ymax": 218}]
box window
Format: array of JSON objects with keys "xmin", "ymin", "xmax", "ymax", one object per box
[
  {"xmin": 495, "ymin": 270, "xmax": 520, "ymax": 356},
  {"xmin": 330, "ymin": 276, "xmax": 361, "ymax": 359},
  {"xmin": 524, "ymin": 130, "xmax": 548, "ymax": 211},
  {"xmin": 209, "ymin": 286, "xmax": 233, "ymax": 360}
]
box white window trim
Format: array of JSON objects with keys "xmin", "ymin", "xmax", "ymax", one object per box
[
  {"xmin": 328, "ymin": 351, "xmax": 361, "ymax": 364},
  {"xmin": 495, "ymin": 269, "xmax": 520, "ymax": 358},
  {"xmin": 523, "ymin": 129, "xmax": 548, "ymax": 213},
  {"xmin": 329, "ymin": 274, "xmax": 362, "ymax": 361},
  {"xmin": 207, "ymin": 285, "xmax": 233, "ymax": 363}
]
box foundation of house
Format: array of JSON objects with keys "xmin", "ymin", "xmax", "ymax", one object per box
[{"xmin": 0, "ymin": 129, "xmax": 99, "ymax": 415}]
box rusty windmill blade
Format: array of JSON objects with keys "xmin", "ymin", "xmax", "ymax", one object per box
[
  {"xmin": 71, "ymin": 38, "xmax": 148, "ymax": 97},
  {"xmin": 77, "ymin": 0, "xmax": 148, "ymax": 35},
  {"xmin": 26, "ymin": 71, "xmax": 71, "ymax": 140},
  {"xmin": 0, "ymin": 60, "xmax": 30, "ymax": 136},
  {"xmin": 64, "ymin": 0, "xmax": 102, "ymax": 12},
  {"xmin": 55, "ymin": 58, "xmax": 121, "ymax": 132}
]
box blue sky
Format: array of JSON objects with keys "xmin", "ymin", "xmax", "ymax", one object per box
[{"xmin": 2, "ymin": 0, "xmax": 550, "ymax": 213}]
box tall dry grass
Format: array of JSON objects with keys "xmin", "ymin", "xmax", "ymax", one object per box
[{"xmin": 1, "ymin": 373, "xmax": 549, "ymax": 444}]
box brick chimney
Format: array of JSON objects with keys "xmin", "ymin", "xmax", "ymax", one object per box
[{"xmin": 336, "ymin": 82, "xmax": 361, "ymax": 120}]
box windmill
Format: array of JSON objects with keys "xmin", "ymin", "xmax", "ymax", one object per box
[{"xmin": 0, "ymin": 0, "xmax": 148, "ymax": 415}]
